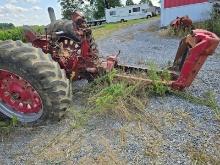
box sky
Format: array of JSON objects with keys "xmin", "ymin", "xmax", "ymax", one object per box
[{"xmin": 0, "ymin": 0, "xmax": 160, "ymax": 26}]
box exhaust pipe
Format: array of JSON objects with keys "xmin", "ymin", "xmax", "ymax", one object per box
[{"xmin": 48, "ymin": 7, "xmax": 56, "ymax": 23}]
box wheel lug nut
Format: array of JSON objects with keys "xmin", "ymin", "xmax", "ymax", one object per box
[
  {"xmin": 27, "ymin": 104, "xmax": 31, "ymax": 109},
  {"xmin": 19, "ymin": 103, "xmax": 23, "ymax": 107}
]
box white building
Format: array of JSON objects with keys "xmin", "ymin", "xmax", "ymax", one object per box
[
  {"xmin": 105, "ymin": 4, "xmax": 153, "ymax": 23},
  {"xmin": 160, "ymin": 0, "xmax": 213, "ymax": 27}
]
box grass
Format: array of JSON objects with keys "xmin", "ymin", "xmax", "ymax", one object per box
[
  {"xmin": 70, "ymin": 70, "xmax": 149, "ymax": 128},
  {"xmin": 70, "ymin": 60, "xmax": 220, "ymax": 129},
  {"xmin": 159, "ymin": 27, "xmax": 190, "ymax": 38},
  {"xmin": 70, "ymin": 62, "xmax": 172, "ymax": 130},
  {"xmin": 92, "ymin": 17, "xmax": 158, "ymax": 40},
  {"xmin": 195, "ymin": 9, "xmax": 220, "ymax": 36},
  {"xmin": 172, "ymin": 90, "xmax": 220, "ymax": 121},
  {"xmin": 0, "ymin": 17, "xmax": 157, "ymax": 41},
  {"xmin": 160, "ymin": 10, "xmax": 220, "ymax": 38},
  {"xmin": 0, "ymin": 117, "xmax": 18, "ymax": 135},
  {"xmin": 185, "ymin": 142, "xmax": 220, "ymax": 165},
  {"xmin": 147, "ymin": 62, "xmax": 171, "ymax": 96}
]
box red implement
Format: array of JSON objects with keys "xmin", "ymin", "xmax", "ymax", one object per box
[
  {"xmin": 171, "ymin": 29, "xmax": 220, "ymax": 89},
  {"xmin": 115, "ymin": 29, "xmax": 220, "ymax": 90}
]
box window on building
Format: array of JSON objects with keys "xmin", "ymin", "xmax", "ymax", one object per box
[
  {"xmin": 110, "ymin": 11, "xmax": 116, "ymax": 16},
  {"xmin": 142, "ymin": 9, "xmax": 147, "ymax": 13},
  {"xmin": 133, "ymin": 7, "xmax": 140, "ymax": 12},
  {"xmin": 129, "ymin": 10, "xmax": 131, "ymax": 13}
]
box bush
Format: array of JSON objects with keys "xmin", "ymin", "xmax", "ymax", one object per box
[
  {"xmin": 161, "ymin": 8, "xmax": 220, "ymax": 38},
  {"xmin": 0, "ymin": 27, "xmax": 25, "ymax": 41},
  {"xmin": 194, "ymin": 9, "xmax": 220, "ymax": 36},
  {"xmin": 0, "ymin": 25, "xmax": 45, "ymax": 41}
]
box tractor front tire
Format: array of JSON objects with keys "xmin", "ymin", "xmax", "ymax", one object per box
[{"xmin": 0, "ymin": 40, "xmax": 72, "ymax": 123}]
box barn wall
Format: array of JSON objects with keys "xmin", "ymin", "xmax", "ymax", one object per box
[
  {"xmin": 161, "ymin": 0, "xmax": 212, "ymax": 27},
  {"xmin": 164, "ymin": 0, "xmax": 208, "ymax": 8}
]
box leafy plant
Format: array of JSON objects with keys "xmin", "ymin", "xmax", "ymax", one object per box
[
  {"xmin": 0, "ymin": 26, "xmax": 44, "ymax": 41},
  {"xmin": 147, "ymin": 62, "xmax": 170, "ymax": 96},
  {"xmin": 0, "ymin": 27, "xmax": 24, "ymax": 41},
  {"xmin": 0, "ymin": 117, "xmax": 18, "ymax": 134}
]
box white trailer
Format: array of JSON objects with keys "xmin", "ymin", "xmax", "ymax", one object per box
[{"xmin": 105, "ymin": 4, "xmax": 153, "ymax": 23}]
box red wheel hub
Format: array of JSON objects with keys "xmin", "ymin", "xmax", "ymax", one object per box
[{"xmin": 0, "ymin": 70, "xmax": 42, "ymax": 113}]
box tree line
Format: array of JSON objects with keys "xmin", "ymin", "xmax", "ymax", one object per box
[
  {"xmin": 0, "ymin": 23, "xmax": 15, "ymax": 30},
  {"xmin": 59, "ymin": 0, "xmax": 153, "ymax": 20}
]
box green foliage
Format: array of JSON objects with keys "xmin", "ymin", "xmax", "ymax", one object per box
[
  {"xmin": 93, "ymin": 0, "xmax": 122, "ymax": 19},
  {"xmin": 0, "ymin": 27, "xmax": 25, "ymax": 41},
  {"xmin": 31, "ymin": 25, "xmax": 45, "ymax": 34},
  {"xmin": 126, "ymin": 0, "xmax": 135, "ymax": 6},
  {"xmin": 0, "ymin": 117, "xmax": 18, "ymax": 134},
  {"xmin": 58, "ymin": 0, "xmax": 82, "ymax": 19},
  {"xmin": 0, "ymin": 26, "xmax": 44, "ymax": 41},
  {"xmin": 93, "ymin": 0, "xmax": 106, "ymax": 20},
  {"xmin": 139, "ymin": 0, "xmax": 153, "ymax": 6},
  {"xmin": 168, "ymin": 27, "xmax": 189, "ymax": 38},
  {"xmin": 74, "ymin": 69, "xmax": 148, "ymax": 122},
  {"xmin": 92, "ymin": 83, "xmax": 134, "ymax": 111},
  {"xmin": 166, "ymin": 9, "xmax": 220, "ymax": 38},
  {"xmin": 82, "ymin": 4, "xmax": 94, "ymax": 21},
  {"xmin": 147, "ymin": 62, "xmax": 170, "ymax": 96},
  {"xmin": 93, "ymin": 18, "xmax": 150, "ymax": 39},
  {"xmin": 195, "ymin": 9, "xmax": 220, "ymax": 36},
  {"xmin": 0, "ymin": 23, "xmax": 15, "ymax": 30}
]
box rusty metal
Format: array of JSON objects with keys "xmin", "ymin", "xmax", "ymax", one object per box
[
  {"xmin": 170, "ymin": 16, "xmax": 193, "ymax": 31},
  {"xmin": 24, "ymin": 8, "xmax": 117, "ymax": 81},
  {"xmin": 115, "ymin": 29, "xmax": 220, "ymax": 90},
  {"xmin": 24, "ymin": 7, "xmax": 219, "ymax": 91}
]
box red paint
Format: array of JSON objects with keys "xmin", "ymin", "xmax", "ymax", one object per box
[
  {"xmin": 0, "ymin": 70, "xmax": 42, "ymax": 113},
  {"xmin": 164, "ymin": 0, "xmax": 208, "ymax": 8},
  {"xmin": 172, "ymin": 29, "xmax": 220, "ymax": 90}
]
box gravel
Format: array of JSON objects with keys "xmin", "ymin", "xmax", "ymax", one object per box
[
  {"xmin": 0, "ymin": 18, "xmax": 219, "ymax": 165},
  {"xmin": 98, "ymin": 19, "xmax": 178, "ymax": 68}
]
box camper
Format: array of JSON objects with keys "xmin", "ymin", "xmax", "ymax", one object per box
[{"xmin": 105, "ymin": 4, "xmax": 153, "ymax": 23}]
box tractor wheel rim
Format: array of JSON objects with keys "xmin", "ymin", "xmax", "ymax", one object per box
[{"xmin": 0, "ymin": 69, "xmax": 43, "ymax": 122}]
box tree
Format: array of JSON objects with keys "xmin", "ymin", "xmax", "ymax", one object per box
[
  {"xmin": 139, "ymin": 0, "xmax": 153, "ymax": 6},
  {"xmin": 58, "ymin": 0, "xmax": 95, "ymax": 20},
  {"xmin": 93, "ymin": 0, "xmax": 122, "ymax": 19},
  {"xmin": 59, "ymin": 0, "xmax": 83, "ymax": 19},
  {"xmin": 126, "ymin": 0, "xmax": 134, "ymax": 6},
  {"xmin": 93, "ymin": 0, "xmax": 105, "ymax": 19},
  {"xmin": 59, "ymin": 0, "xmax": 122, "ymax": 20},
  {"xmin": 0, "ymin": 23, "xmax": 15, "ymax": 29},
  {"xmin": 82, "ymin": 4, "xmax": 94, "ymax": 21}
]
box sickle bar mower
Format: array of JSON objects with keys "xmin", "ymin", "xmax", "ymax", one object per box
[
  {"xmin": 24, "ymin": 8, "xmax": 220, "ymax": 90},
  {"xmin": 115, "ymin": 29, "xmax": 220, "ymax": 90},
  {"xmin": 0, "ymin": 7, "xmax": 219, "ymax": 123}
]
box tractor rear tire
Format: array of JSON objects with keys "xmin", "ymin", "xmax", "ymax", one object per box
[{"xmin": 0, "ymin": 40, "xmax": 72, "ymax": 123}]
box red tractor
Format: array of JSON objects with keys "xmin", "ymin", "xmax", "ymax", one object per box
[{"xmin": 0, "ymin": 8, "xmax": 219, "ymax": 123}]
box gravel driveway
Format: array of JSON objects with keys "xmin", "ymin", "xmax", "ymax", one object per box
[{"xmin": 0, "ymin": 18, "xmax": 219, "ymax": 165}]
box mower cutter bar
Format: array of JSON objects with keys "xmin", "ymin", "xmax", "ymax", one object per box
[{"xmin": 111, "ymin": 29, "xmax": 220, "ymax": 90}]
